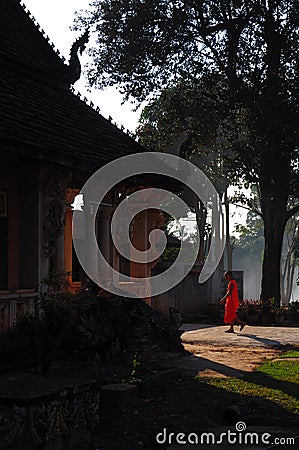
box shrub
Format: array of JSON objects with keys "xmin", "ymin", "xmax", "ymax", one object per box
[
  {"xmin": 237, "ymin": 299, "xmax": 299, "ymax": 326},
  {"xmin": 16, "ymin": 273, "xmax": 75, "ymax": 375},
  {"xmin": 237, "ymin": 299, "xmax": 262, "ymax": 325}
]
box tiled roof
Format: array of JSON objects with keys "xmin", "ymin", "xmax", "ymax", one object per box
[
  {"xmin": 0, "ymin": 69, "xmax": 144, "ymax": 169},
  {"xmin": 0, "ymin": 0, "xmax": 69, "ymax": 88},
  {"xmin": 0, "ymin": 0, "xmax": 146, "ymax": 169}
]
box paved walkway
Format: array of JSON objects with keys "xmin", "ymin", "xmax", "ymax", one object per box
[
  {"xmin": 173, "ymin": 325, "xmax": 299, "ymax": 379},
  {"xmin": 181, "ymin": 324, "xmax": 299, "ymax": 348}
]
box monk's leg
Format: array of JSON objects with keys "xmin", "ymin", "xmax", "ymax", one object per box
[
  {"xmin": 234, "ymin": 316, "xmax": 246, "ymax": 330},
  {"xmin": 225, "ymin": 320, "xmax": 235, "ymax": 333}
]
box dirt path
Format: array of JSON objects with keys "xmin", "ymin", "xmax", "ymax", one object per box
[
  {"xmin": 175, "ymin": 324, "xmax": 299, "ymax": 378},
  {"xmin": 179, "ymin": 344, "xmax": 279, "ymax": 378}
]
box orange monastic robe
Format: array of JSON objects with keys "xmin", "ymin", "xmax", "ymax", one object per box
[{"xmin": 224, "ymin": 279, "xmax": 239, "ymax": 324}]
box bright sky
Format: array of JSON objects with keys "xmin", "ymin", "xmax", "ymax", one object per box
[{"xmin": 23, "ymin": 0, "xmax": 142, "ymax": 132}]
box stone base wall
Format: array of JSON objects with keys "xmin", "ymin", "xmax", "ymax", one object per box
[
  {"xmin": 0, "ymin": 384, "xmax": 100, "ymax": 450},
  {"xmin": 0, "ymin": 293, "xmax": 37, "ymax": 332}
]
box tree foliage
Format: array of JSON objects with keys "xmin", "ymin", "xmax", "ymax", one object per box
[
  {"xmin": 75, "ymin": 1, "xmax": 298, "ymax": 102},
  {"xmin": 136, "ymin": 76, "xmax": 266, "ymax": 187},
  {"xmin": 74, "ymin": 0, "xmax": 299, "ymax": 193},
  {"xmin": 234, "ymin": 212, "xmax": 264, "ymax": 260}
]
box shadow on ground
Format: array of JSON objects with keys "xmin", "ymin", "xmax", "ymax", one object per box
[
  {"xmin": 96, "ymin": 366, "xmax": 299, "ymax": 450},
  {"xmin": 240, "ymin": 333, "xmax": 284, "ymax": 347}
]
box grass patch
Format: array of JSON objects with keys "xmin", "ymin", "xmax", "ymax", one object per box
[
  {"xmin": 200, "ymin": 377, "xmax": 299, "ymax": 414},
  {"xmin": 197, "ymin": 351, "xmax": 299, "ymax": 415},
  {"xmin": 279, "ymin": 349, "xmax": 299, "ymax": 358},
  {"xmin": 259, "ymin": 359, "xmax": 299, "ymax": 382}
]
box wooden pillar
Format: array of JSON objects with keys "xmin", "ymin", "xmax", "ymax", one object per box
[
  {"xmin": 130, "ymin": 208, "xmax": 164, "ymax": 305},
  {"xmin": 98, "ymin": 206, "xmax": 114, "ymax": 287},
  {"xmin": 7, "ymin": 175, "xmax": 19, "ymax": 290},
  {"xmin": 39, "ymin": 168, "xmax": 71, "ymax": 281},
  {"xmin": 38, "ymin": 166, "xmax": 50, "ymax": 284}
]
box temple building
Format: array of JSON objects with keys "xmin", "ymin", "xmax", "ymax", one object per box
[{"xmin": 0, "ymin": 0, "xmax": 166, "ymax": 331}]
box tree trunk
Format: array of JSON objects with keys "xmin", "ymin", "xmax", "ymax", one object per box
[
  {"xmin": 224, "ymin": 190, "xmax": 233, "ymax": 270},
  {"xmin": 194, "ymin": 196, "xmax": 207, "ymax": 265},
  {"xmin": 286, "ymin": 261, "xmax": 296, "ymax": 304},
  {"xmin": 259, "ymin": 144, "xmax": 291, "ymax": 309},
  {"xmin": 261, "ymin": 208, "xmax": 287, "ymax": 308},
  {"xmin": 281, "ymin": 222, "xmax": 299, "ymax": 305}
]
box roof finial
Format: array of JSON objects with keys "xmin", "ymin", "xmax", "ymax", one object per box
[{"xmin": 67, "ymin": 30, "xmax": 89, "ymax": 85}]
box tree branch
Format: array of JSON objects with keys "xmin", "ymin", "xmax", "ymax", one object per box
[
  {"xmin": 229, "ymin": 202, "xmax": 263, "ymax": 218},
  {"xmin": 287, "ymin": 203, "xmax": 299, "ymax": 220}
]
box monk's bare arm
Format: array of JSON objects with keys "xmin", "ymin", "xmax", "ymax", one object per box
[{"xmin": 219, "ymin": 283, "xmax": 234, "ymax": 304}]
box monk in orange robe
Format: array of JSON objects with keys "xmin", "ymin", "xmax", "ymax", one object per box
[{"xmin": 219, "ymin": 271, "xmax": 246, "ymax": 333}]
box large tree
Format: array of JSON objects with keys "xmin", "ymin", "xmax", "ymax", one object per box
[
  {"xmin": 136, "ymin": 79, "xmax": 299, "ymax": 302},
  {"xmin": 74, "ymin": 0, "xmax": 299, "ymax": 304}
]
